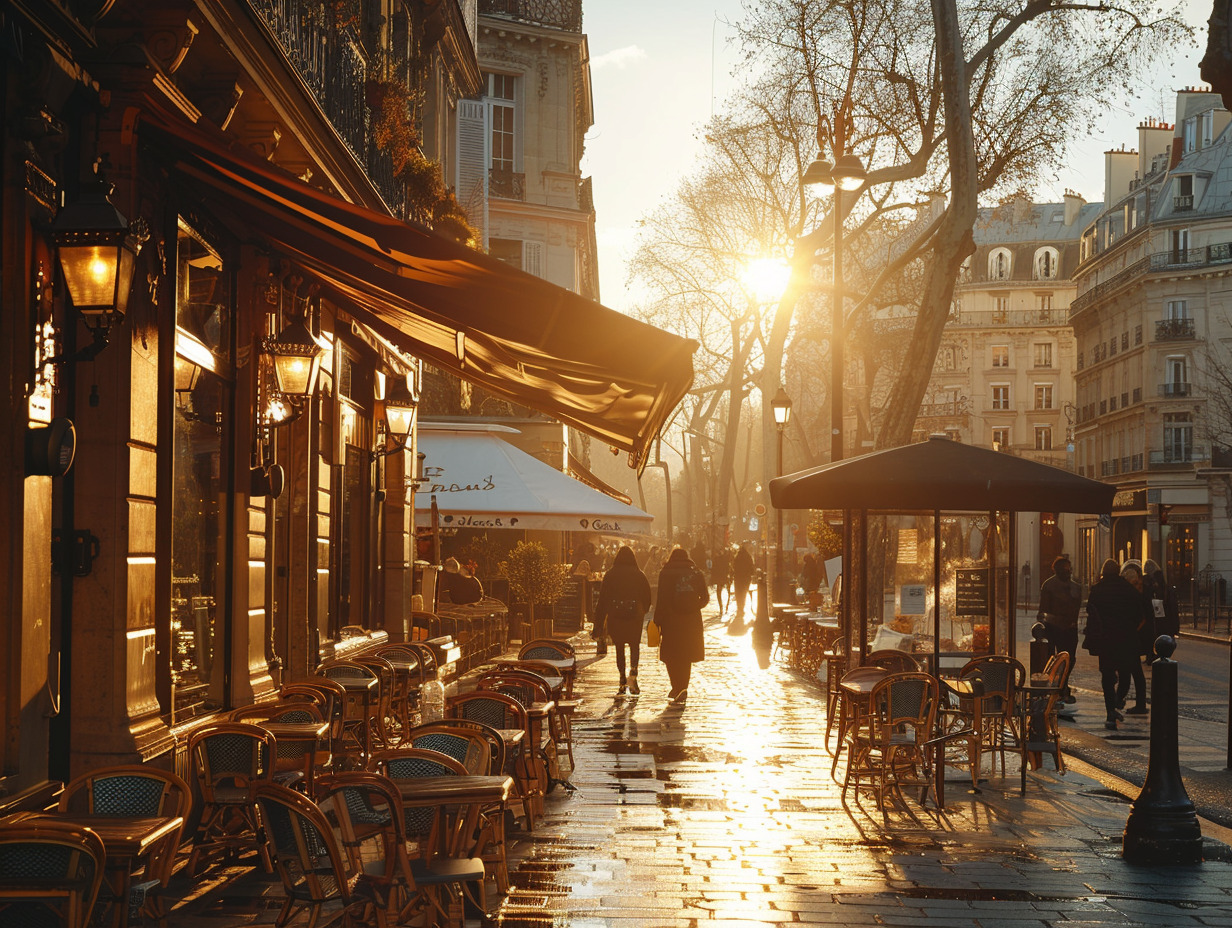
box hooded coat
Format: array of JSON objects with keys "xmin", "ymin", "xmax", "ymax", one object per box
[
  {"xmin": 594, "ymin": 546, "xmax": 652, "ymax": 645},
  {"xmin": 655, "ymin": 548, "xmax": 710, "ymax": 665}
]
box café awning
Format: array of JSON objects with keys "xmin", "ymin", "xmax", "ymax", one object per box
[
  {"xmin": 770, "ymin": 435, "xmax": 1116, "ymax": 514},
  {"xmin": 141, "ymin": 115, "xmax": 695, "ymax": 469},
  {"xmin": 417, "ymin": 427, "xmax": 653, "ymax": 533}
]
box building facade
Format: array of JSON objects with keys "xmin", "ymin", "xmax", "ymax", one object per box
[
  {"xmin": 1069, "ymin": 88, "xmax": 1232, "ymax": 598},
  {"xmin": 916, "ymin": 196, "xmax": 1101, "ymax": 581}
]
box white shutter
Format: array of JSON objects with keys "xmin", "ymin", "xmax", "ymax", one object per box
[
  {"xmin": 456, "ymin": 99, "xmax": 488, "ymax": 249},
  {"xmin": 522, "ymin": 241, "xmax": 544, "ymax": 278}
]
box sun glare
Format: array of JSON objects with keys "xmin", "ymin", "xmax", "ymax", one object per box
[{"xmin": 743, "ymin": 257, "xmax": 791, "ymax": 304}]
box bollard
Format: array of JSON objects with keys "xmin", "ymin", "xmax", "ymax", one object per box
[
  {"xmin": 1122, "ymin": 635, "xmax": 1202, "ymax": 864},
  {"xmin": 752, "ymin": 561, "xmax": 774, "ymax": 669},
  {"xmin": 1028, "ymin": 622, "xmax": 1051, "ymax": 678}
]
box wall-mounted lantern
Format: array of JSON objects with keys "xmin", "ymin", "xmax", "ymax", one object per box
[
  {"xmin": 53, "ymin": 161, "xmax": 141, "ymax": 347},
  {"xmin": 372, "ymin": 373, "xmax": 417, "ymax": 460},
  {"xmin": 264, "ymin": 316, "xmax": 323, "ymax": 402}
]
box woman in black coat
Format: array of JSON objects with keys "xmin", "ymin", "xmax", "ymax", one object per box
[
  {"xmin": 594, "ymin": 546, "xmax": 652, "ymax": 695},
  {"xmin": 655, "ymin": 547, "xmax": 710, "ymax": 704},
  {"xmin": 1085, "ymin": 558, "xmax": 1151, "ymax": 730}
]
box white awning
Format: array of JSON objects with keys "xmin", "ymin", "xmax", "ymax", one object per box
[{"xmin": 416, "ymin": 428, "xmax": 653, "ymax": 534}]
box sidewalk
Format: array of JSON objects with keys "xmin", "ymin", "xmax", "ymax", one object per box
[{"xmin": 163, "ymin": 606, "xmax": 1232, "ymax": 926}]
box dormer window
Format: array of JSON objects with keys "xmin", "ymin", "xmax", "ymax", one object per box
[
  {"xmin": 988, "ymin": 247, "xmax": 1012, "ymax": 280},
  {"xmin": 1174, "ymin": 174, "xmax": 1194, "ymax": 211},
  {"xmin": 1034, "ymin": 246, "xmax": 1060, "ymax": 280}
]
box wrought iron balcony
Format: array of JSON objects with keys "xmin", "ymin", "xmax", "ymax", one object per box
[
  {"xmin": 1154, "ymin": 317, "xmax": 1196, "ymax": 341},
  {"xmin": 480, "ymin": 0, "xmax": 582, "ymax": 31},
  {"xmin": 1173, "ymin": 194, "xmax": 1194, "ymax": 211},
  {"xmin": 1149, "ymin": 446, "xmax": 1208, "ymax": 469},
  {"xmin": 489, "ymin": 168, "xmax": 525, "ymax": 200},
  {"xmin": 1159, "ymin": 382, "xmax": 1192, "ymax": 398}
]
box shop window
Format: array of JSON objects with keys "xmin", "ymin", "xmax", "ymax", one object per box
[{"xmin": 171, "ymin": 219, "xmax": 233, "ymax": 720}]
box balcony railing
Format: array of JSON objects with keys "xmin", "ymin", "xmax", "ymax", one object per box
[
  {"xmin": 251, "ymin": 0, "xmax": 369, "ymax": 164},
  {"xmin": 1174, "ymin": 194, "xmax": 1194, "ymax": 211},
  {"xmin": 480, "ymin": 0, "xmax": 582, "ymax": 31},
  {"xmin": 1159, "ymin": 382, "xmax": 1192, "ymax": 397},
  {"xmin": 489, "ymin": 168, "xmax": 525, "ymax": 200},
  {"xmin": 1155, "ymin": 317, "xmax": 1196, "ymax": 341},
  {"xmin": 950, "ymin": 308, "xmax": 1070, "ymax": 327},
  {"xmin": 1073, "ymin": 240, "xmax": 1232, "ymax": 317},
  {"xmin": 1149, "ymin": 446, "xmax": 1208, "ymax": 469}
]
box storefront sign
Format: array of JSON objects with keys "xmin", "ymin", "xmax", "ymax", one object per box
[
  {"xmin": 955, "ymin": 568, "xmax": 989, "ymax": 616},
  {"xmin": 1113, "ymin": 489, "xmax": 1145, "ymax": 511}
]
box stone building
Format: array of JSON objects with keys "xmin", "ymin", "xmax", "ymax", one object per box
[{"xmin": 1069, "ymin": 88, "xmax": 1232, "ymax": 597}]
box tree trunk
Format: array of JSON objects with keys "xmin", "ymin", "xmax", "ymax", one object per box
[{"xmin": 876, "ymin": 0, "xmax": 978, "ymax": 449}]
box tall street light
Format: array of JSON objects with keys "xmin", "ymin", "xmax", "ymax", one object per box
[
  {"xmin": 771, "ymin": 386, "xmax": 793, "ymax": 600},
  {"xmin": 803, "ymin": 152, "xmax": 865, "ymax": 462}
]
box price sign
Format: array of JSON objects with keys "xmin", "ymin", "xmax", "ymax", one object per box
[{"xmin": 955, "ymin": 568, "xmax": 989, "ymax": 616}]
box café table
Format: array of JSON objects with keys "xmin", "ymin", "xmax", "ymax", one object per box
[
  {"xmin": 6, "ymin": 812, "xmax": 183, "ymax": 928},
  {"xmin": 831, "ymin": 666, "xmax": 888, "ymax": 779},
  {"xmin": 393, "ymin": 774, "xmax": 514, "ymax": 858},
  {"xmin": 323, "ymin": 673, "xmax": 379, "ymax": 760},
  {"xmin": 256, "ymin": 719, "xmax": 331, "ymax": 791}
]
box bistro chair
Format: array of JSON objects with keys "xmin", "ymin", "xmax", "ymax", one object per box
[
  {"xmin": 319, "ymin": 661, "xmax": 382, "ymax": 766},
  {"xmin": 252, "ymin": 783, "xmax": 369, "ymax": 928},
  {"xmin": 0, "ymin": 819, "xmax": 106, "ymax": 928},
  {"xmin": 823, "ymin": 636, "xmax": 849, "ymax": 748},
  {"xmin": 233, "ymin": 701, "xmax": 332, "ymax": 793},
  {"xmin": 864, "ymin": 649, "xmax": 921, "ymax": 674},
  {"xmin": 1018, "ymin": 650, "xmax": 1071, "ymax": 792},
  {"xmin": 475, "ymin": 669, "xmax": 567, "ymax": 784},
  {"xmin": 955, "ymin": 654, "xmax": 1025, "ymax": 777},
  {"xmin": 187, "ymin": 722, "xmax": 277, "ymax": 875},
  {"xmin": 319, "ymin": 772, "xmax": 484, "ymax": 928},
  {"xmin": 287, "ymin": 678, "xmax": 352, "ymax": 771},
  {"xmin": 843, "ymin": 671, "xmax": 939, "ymax": 811},
  {"xmin": 402, "ymin": 724, "xmax": 492, "ymax": 776},
  {"xmin": 368, "ymin": 748, "xmax": 467, "ymax": 862},
  {"xmin": 59, "ymin": 764, "xmax": 191, "ymax": 918},
  {"xmin": 517, "ymin": 639, "xmax": 576, "ymax": 697},
  {"xmin": 355, "ymin": 656, "xmax": 399, "ymax": 749},
  {"xmin": 447, "ymin": 691, "xmax": 539, "ymax": 829},
  {"xmin": 374, "ymin": 644, "xmax": 424, "ymax": 739}
]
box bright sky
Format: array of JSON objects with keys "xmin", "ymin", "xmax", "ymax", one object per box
[{"xmin": 582, "ymin": 0, "xmax": 1214, "ymax": 312}]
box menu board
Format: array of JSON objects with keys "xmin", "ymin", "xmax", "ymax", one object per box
[{"xmin": 955, "ymin": 568, "xmax": 989, "ymax": 616}]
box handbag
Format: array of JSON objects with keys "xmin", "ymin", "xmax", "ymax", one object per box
[{"xmin": 646, "ymin": 615, "xmax": 661, "ymax": 647}]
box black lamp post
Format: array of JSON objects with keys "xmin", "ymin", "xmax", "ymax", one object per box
[
  {"xmin": 803, "ymin": 152, "xmax": 865, "ymax": 463},
  {"xmin": 771, "ymin": 386, "xmax": 793, "ymax": 601}
]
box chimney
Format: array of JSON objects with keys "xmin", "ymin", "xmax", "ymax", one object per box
[
  {"xmin": 1105, "ymin": 146, "xmax": 1137, "ymax": 204},
  {"xmin": 1138, "ymin": 116, "xmax": 1174, "ymax": 179},
  {"xmin": 1063, "ymin": 189, "xmax": 1085, "ymax": 226},
  {"xmin": 1013, "ymin": 195, "xmax": 1032, "ymax": 225}
]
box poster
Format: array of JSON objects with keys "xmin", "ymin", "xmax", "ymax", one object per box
[
  {"xmin": 899, "ymin": 584, "xmax": 927, "ymax": 615},
  {"xmin": 823, "ymin": 555, "xmax": 842, "ymax": 587}
]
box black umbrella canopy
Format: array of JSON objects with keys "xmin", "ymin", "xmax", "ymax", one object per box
[{"xmin": 769, "ymin": 435, "xmax": 1115, "ymax": 514}]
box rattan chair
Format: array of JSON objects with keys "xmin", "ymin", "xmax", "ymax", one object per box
[
  {"xmin": 187, "ymin": 722, "xmax": 277, "ymax": 875},
  {"xmin": 0, "ymin": 819, "xmax": 106, "ymax": 928},
  {"xmin": 843, "ymin": 671, "xmax": 939, "ymax": 810},
  {"xmin": 448, "ymin": 691, "xmax": 539, "ymax": 830}
]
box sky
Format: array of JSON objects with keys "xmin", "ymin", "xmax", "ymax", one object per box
[{"xmin": 581, "ymin": 0, "xmax": 1216, "ymax": 312}]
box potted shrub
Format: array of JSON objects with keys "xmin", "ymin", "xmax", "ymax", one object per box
[{"xmin": 499, "ymin": 541, "xmax": 570, "ymax": 639}]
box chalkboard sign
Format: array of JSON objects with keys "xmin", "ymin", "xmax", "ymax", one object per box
[{"xmin": 955, "ymin": 568, "xmax": 989, "ymax": 616}]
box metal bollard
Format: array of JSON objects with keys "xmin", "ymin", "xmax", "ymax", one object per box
[{"xmin": 1122, "ymin": 635, "xmax": 1202, "ymax": 864}]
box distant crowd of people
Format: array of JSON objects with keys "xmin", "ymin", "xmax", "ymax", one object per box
[{"xmin": 1039, "ymin": 554, "xmax": 1180, "ymax": 731}]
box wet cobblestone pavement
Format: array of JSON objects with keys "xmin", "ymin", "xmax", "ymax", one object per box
[{"xmin": 165, "ymin": 606, "xmax": 1232, "ymax": 927}]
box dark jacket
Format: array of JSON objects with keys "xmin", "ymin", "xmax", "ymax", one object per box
[
  {"xmin": 1084, "ymin": 575, "xmax": 1149, "ymax": 662},
  {"xmin": 732, "ymin": 547, "xmax": 755, "ymax": 587},
  {"xmin": 595, "ymin": 547, "xmax": 652, "ymax": 645},
  {"xmin": 1037, "ymin": 574, "xmax": 1082, "ymax": 630},
  {"xmin": 1145, "ymin": 573, "xmax": 1180, "ymax": 640},
  {"xmin": 711, "ymin": 549, "xmax": 732, "ymax": 587},
  {"xmin": 655, "ymin": 549, "xmax": 709, "ymax": 665}
]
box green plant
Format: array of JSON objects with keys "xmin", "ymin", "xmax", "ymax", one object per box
[{"xmin": 498, "ymin": 541, "xmax": 569, "ymax": 605}]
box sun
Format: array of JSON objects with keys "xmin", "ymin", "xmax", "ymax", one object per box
[{"xmin": 742, "ymin": 257, "xmax": 791, "ymax": 304}]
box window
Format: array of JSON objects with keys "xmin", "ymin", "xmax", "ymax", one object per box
[
  {"xmin": 1037, "ymin": 293, "xmax": 1053, "ymax": 316},
  {"xmin": 1109, "ymin": 337, "xmax": 1117, "ymax": 357},
  {"xmin": 1033, "ymin": 343, "xmax": 1052, "ymax": 368},
  {"xmin": 1035, "ymin": 427, "xmax": 1052, "ymax": 451},
  {"xmin": 1135, "ymin": 324, "xmax": 1143, "ymax": 345},
  {"xmin": 1034, "ymin": 383, "xmax": 1053, "ymax": 410},
  {"xmin": 1034, "ymin": 247, "xmax": 1060, "ymax": 280},
  {"xmin": 1164, "ymin": 355, "xmax": 1189, "ymax": 396},
  {"xmin": 939, "ymin": 346, "xmax": 957, "ymax": 371},
  {"xmin": 1166, "ymin": 299, "xmax": 1190, "ymax": 320},
  {"xmin": 993, "ymin": 295, "xmax": 1009, "ymax": 322},
  {"xmin": 1175, "ymin": 174, "xmax": 1194, "ymax": 210},
  {"xmin": 489, "ymin": 238, "xmax": 522, "ymax": 270},
  {"xmin": 988, "ymin": 248, "xmax": 1012, "ymax": 280},
  {"xmin": 992, "ymin": 345, "xmax": 1009, "ymax": 368},
  {"xmin": 171, "ymin": 218, "xmax": 233, "ymax": 720},
  {"xmin": 1164, "ymin": 413, "xmax": 1193, "ymax": 461},
  {"xmin": 486, "ymin": 72, "xmax": 517, "ymax": 172},
  {"xmin": 992, "ymin": 427, "xmax": 1010, "ymax": 449},
  {"xmin": 992, "ymin": 384, "xmax": 1010, "ymax": 410},
  {"xmin": 1172, "ymin": 228, "xmax": 1190, "ymax": 262},
  {"xmin": 1183, "ymin": 117, "xmax": 1197, "ymax": 153},
  {"xmin": 1121, "ymin": 332, "xmax": 1128, "ymax": 350}
]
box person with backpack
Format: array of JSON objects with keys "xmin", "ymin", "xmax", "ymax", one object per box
[
  {"xmin": 593, "ymin": 546, "xmax": 652, "ymax": 696},
  {"xmin": 655, "ymin": 547, "xmax": 710, "ymax": 704}
]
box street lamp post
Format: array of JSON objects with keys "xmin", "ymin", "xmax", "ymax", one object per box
[
  {"xmin": 803, "ymin": 151, "xmax": 865, "ymax": 462},
  {"xmin": 771, "ymin": 387, "xmax": 793, "ymax": 601}
]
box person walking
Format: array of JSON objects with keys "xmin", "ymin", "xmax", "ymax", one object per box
[
  {"xmin": 1037, "ymin": 555, "xmax": 1081, "ymax": 703},
  {"xmin": 1084, "ymin": 558, "xmax": 1151, "ymax": 730},
  {"xmin": 1143, "ymin": 558, "xmax": 1180, "ymax": 653},
  {"xmin": 655, "ymin": 547, "xmax": 710, "ymax": 704},
  {"xmin": 732, "ymin": 544, "xmax": 755, "ymax": 624},
  {"xmin": 1116, "ymin": 561, "xmax": 1150, "ymax": 715},
  {"xmin": 593, "ymin": 546, "xmax": 652, "ymax": 695},
  {"xmin": 711, "ymin": 546, "xmax": 732, "ymax": 615}
]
